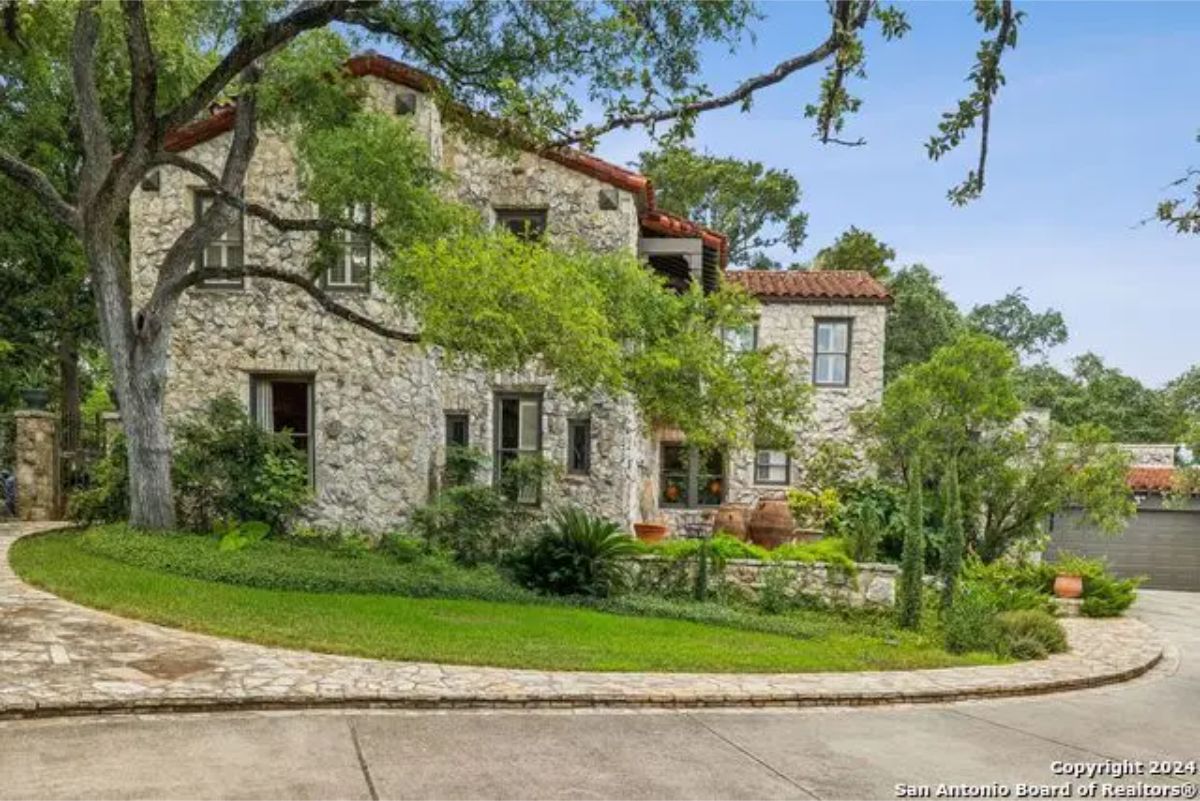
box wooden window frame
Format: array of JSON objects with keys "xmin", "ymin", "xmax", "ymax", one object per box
[
  {"xmin": 660, "ymin": 443, "xmax": 725, "ymax": 509},
  {"xmin": 249, "ymin": 373, "xmax": 316, "ymax": 486},
  {"xmin": 321, "ymin": 203, "xmax": 372, "ymax": 293},
  {"xmin": 813, "ymin": 317, "xmax": 853, "ymax": 388},
  {"xmin": 493, "ymin": 391, "xmax": 544, "ymax": 504},
  {"xmin": 494, "ymin": 207, "xmax": 548, "ymax": 242},
  {"xmin": 753, "ymin": 448, "xmax": 791, "ymax": 486},
  {"xmin": 193, "ymin": 190, "xmax": 246, "ymax": 290},
  {"xmin": 567, "ymin": 417, "xmax": 592, "ymax": 475}
]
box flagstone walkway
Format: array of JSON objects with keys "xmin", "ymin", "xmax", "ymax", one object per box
[{"xmin": 0, "ymin": 522, "xmax": 1166, "ymax": 719}]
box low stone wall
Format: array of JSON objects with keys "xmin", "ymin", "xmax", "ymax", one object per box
[{"xmin": 627, "ymin": 555, "xmax": 897, "ymax": 608}]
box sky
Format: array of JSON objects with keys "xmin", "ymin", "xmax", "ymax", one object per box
[{"xmin": 587, "ymin": 1, "xmax": 1199, "ymax": 388}]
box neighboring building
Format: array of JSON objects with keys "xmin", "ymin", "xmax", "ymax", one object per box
[{"xmin": 129, "ymin": 53, "xmax": 891, "ymax": 534}]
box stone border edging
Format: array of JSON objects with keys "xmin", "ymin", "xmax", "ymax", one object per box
[{"xmin": 0, "ymin": 523, "xmax": 1166, "ymax": 720}]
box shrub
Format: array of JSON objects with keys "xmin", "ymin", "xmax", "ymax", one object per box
[
  {"xmin": 409, "ymin": 484, "xmax": 517, "ymax": 566},
  {"xmin": 786, "ymin": 487, "xmax": 843, "ymax": 531},
  {"xmin": 943, "ymin": 583, "xmax": 1002, "ymax": 654},
  {"xmin": 508, "ymin": 507, "xmax": 636, "ymax": 597},
  {"xmin": 960, "ymin": 559, "xmax": 1054, "ymax": 614},
  {"xmin": 1080, "ymin": 573, "xmax": 1141, "ymax": 617},
  {"xmin": 897, "ymin": 456, "xmax": 925, "ymax": 629},
  {"xmin": 172, "ymin": 395, "xmax": 310, "ymax": 532},
  {"xmin": 835, "ymin": 478, "xmax": 901, "ymax": 562},
  {"xmin": 757, "ymin": 563, "xmax": 796, "ymax": 615},
  {"xmin": 995, "ymin": 609, "xmax": 1067, "ymax": 658},
  {"xmin": 379, "ymin": 531, "xmax": 425, "ymax": 563},
  {"xmin": 770, "ymin": 537, "xmax": 856, "ymax": 573},
  {"xmin": 68, "ymin": 435, "xmax": 129, "ymax": 524},
  {"xmin": 444, "ymin": 445, "xmax": 488, "ymax": 486}
]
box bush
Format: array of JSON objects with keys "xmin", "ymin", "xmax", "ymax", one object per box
[
  {"xmin": 508, "ymin": 507, "xmax": 636, "ymax": 597},
  {"xmin": 835, "ymin": 478, "xmax": 901, "ymax": 563},
  {"xmin": 172, "ymin": 396, "xmax": 310, "ymax": 532},
  {"xmin": 409, "ymin": 484, "xmax": 518, "ymax": 566},
  {"xmin": 1080, "ymin": 573, "xmax": 1141, "ymax": 617},
  {"xmin": 757, "ymin": 563, "xmax": 796, "ymax": 615},
  {"xmin": 995, "ymin": 609, "xmax": 1067, "ymax": 658},
  {"xmin": 960, "ymin": 559, "xmax": 1055, "ymax": 614},
  {"xmin": 68, "ymin": 435, "xmax": 129, "ymax": 524},
  {"xmin": 943, "ymin": 583, "xmax": 1002, "ymax": 654},
  {"xmin": 786, "ymin": 487, "xmax": 842, "ymax": 531},
  {"xmin": 444, "ymin": 445, "xmax": 488, "ymax": 486}
]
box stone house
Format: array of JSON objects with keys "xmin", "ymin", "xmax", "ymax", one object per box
[{"xmin": 129, "ymin": 54, "xmax": 891, "ymax": 534}]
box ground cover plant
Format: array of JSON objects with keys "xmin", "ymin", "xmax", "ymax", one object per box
[{"xmin": 11, "ymin": 529, "xmax": 1001, "ymax": 674}]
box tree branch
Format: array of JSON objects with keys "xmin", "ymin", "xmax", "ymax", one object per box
[
  {"xmin": 0, "ymin": 149, "xmax": 81, "ymax": 231},
  {"xmin": 170, "ymin": 266, "xmax": 420, "ymax": 344},
  {"xmin": 157, "ymin": 0, "xmax": 375, "ymax": 135},
  {"xmin": 71, "ymin": 1, "xmax": 113, "ymax": 204},
  {"xmin": 122, "ymin": 0, "xmax": 158, "ymax": 149},
  {"xmin": 973, "ymin": 0, "xmax": 1015, "ymax": 197},
  {"xmin": 556, "ymin": 1, "xmax": 874, "ymax": 147},
  {"xmin": 155, "ymin": 151, "xmax": 391, "ymax": 251}
]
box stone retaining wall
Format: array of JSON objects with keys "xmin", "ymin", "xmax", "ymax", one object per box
[{"xmin": 627, "ymin": 555, "xmax": 897, "ymax": 608}]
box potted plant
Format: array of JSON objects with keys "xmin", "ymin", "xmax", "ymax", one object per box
[
  {"xmin": 633, "ymin": 479, "xmax": 669, "ymax": 543},
  {"xmin": 18, "ymin": 363, "xmax": 52, "ymax": 411},
  {"xmin": 1051, "ymin": 554, "xmax": 1091, "ymax": 599},
  {"xmin": 786, "ymin": 487, "xmax": 843, "ymax": 541}
]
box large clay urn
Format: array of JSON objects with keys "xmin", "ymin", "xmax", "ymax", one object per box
[
  {"xmin": 747, "ymin": 499, "xmax": 799, "ymax": 550},
  {"xmin": 1053, "ymin": 573, "xmax": 1083, "ymax": 599},
  {"xmin": 712, "ymin": 503, "xmax": 751, "ymax": 540}
]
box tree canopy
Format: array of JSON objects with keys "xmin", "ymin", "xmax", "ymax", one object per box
[
  {"xmin": 812, "ymin": 226, "xmax": 896, "ymax": 278},
  {"xmin": 637, "ymin": 145, "xmax": 807, "ymax": 269}
]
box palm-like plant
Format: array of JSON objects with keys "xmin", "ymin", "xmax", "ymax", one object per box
[{"xmin": 511, "ymin": 507, "xmax": 636, "ymax": 597}]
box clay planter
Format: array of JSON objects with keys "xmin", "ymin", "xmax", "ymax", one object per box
[
  {"xmin": 712, "ymin": 503, "xmax": 751, "ymax": 539},
  {"xmin": 747, "ymin": 499, "xmax": 797, "ymax": 550},
  {"xmin": 1053, "ymin": 573, "xmax": 1084, "ymax": 599},
  {"xmin": 633, "ymin": 522, "xmax": 669, "ymax": 544}
]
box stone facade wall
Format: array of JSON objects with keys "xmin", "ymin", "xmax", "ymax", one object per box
[
  {"xmin": 13, "ymin": 411, "xmax": 60, "ymax": 522},
  {"xmin": 628, "ymin": 555, "xmax": 897, "ymax": 608},
  {"xmin": 1117, "ymin": 443, "xmax": 1177, "ymax": 466},
  {"xmin": 129, "ymin": 74, "xmax": 886, "ymax": 533}
]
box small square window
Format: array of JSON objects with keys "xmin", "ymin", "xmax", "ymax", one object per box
[
  {"xmin": 722, "ymin": 324, "xmax": 758, "ymax": 353},
  {"xmin": 495, "ymin": 208, "xmax": 547, "ymax": 242},
  {"xmin": 567, "ymin": 418, "xmax": 591, "ymax": 475},
  {"xmin": 395, "ymin": 93, "xmax": 417, "ymax": 116},
  {"xmin": 445, "ymin": 412, "xmax": 469, "ymax": 449},
  {"xmin": 754, "ymin": 449, "xmax": 790, "ymax": 485}
]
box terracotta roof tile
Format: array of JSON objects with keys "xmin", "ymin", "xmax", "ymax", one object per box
[
  {"xmin": 724, "ymin": 269, "xmax": 891, "ymax": 303},
  {"xmin": 1128, "ymin": 466, "xmax": 1175, "ymax": 493}
]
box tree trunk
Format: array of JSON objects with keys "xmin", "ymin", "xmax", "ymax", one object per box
[
  {"xmin": 85, "ymin": 227, "xmax": 178, "ymax": 530},
  {"xmin": 57, "ymin": 330, "xmax": 81, "ymax": 453}
]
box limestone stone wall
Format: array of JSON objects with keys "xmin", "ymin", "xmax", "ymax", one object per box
[
  {"xmin": 1118, "ymin": 443, "xmax": 1177, "ymax": 466},
  {"xmin": 628, "ymin": 555, "xmax": 898, "ymax": 608},
  {"xmin": 14, "ymin": 411, "xmax": 60, "ymax": 522},
  {"xmin": 724, "ymin": 301, "xmax": 888, "ymax": 504},
  {"xmin": 128, "ymin": 73, "xmax": 885, "ymax": 533}
]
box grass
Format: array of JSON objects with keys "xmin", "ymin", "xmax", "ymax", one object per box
[{"xmin": 10, "ymin": 530, "xmax": 1001, "ymax": 673}]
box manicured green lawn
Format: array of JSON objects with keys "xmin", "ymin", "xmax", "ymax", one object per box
[{"xmin": 10, "ymin": 530, "xmax": 1000, "ymax": 673}]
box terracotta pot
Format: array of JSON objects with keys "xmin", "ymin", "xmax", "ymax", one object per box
[
  {"xmin": 1053, "ymin": 573, "xmax": 1084, "ymax": 599},
  {"xmin": 712, "ymin": 503, "xmax": 751, "ymax": 539},
  {"xmin": 747, "ymin": 499, "xmax": 796, "ymax": 550},
  {"xmin": 633, "ymin": 522, "xmax": 669, "ymax": 544}
]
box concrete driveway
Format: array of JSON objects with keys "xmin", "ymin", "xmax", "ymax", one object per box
[{"xmin": 1, "ymin": 591, "xmax": 1196, "ymax": 800}]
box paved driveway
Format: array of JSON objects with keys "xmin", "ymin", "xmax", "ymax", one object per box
[{"xmin": 0, "ymin": 591, "xmax": 1196, "ymax": 800}]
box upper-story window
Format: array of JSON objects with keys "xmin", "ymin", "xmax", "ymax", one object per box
[
  {"xmin": 813, "ymin": 319, "xmax": 852, "ymax": 387},
  {"xmin": 194, "ymin": 192, "xmax": 244, "ymax": 289},
  {"xmin": 495, "ymin": 208, "xmax": 547, "ymax": 242},
  {"xmin": 722, "ymin": 324, "xmax": 758, "ymax": 353},
  {"xmin": 324, "ymin": 203, "xmax": 371, "ymax": 291}
]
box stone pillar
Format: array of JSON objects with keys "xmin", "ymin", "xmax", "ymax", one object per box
[
  {"xmin": 14, "ymin": 411, "xmax": 61, "ymax": 521},
  {"xmin": 101, "ymin": 411, "xmax": 123, "ymax": 454}
]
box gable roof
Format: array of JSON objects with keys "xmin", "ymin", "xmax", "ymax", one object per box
[
  {"xmin": 162, "ymin": 52, "xmax": 726, "ymax": 265},
  {"xmin": 725, "ymin": 269, "xmax": 891, "ymax": 303}
]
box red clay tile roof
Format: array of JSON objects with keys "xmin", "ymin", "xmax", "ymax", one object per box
[
  {"xmin": 1127, "ymin": 466, "xmax": 1175, "ymax": 493},
  {"xmin": 724, "ymin": 269, "xmax": 891, "ymax": 303},
  {"xmin": 163, "ymin": 53, "xmax": 730, "ymax": 262}
]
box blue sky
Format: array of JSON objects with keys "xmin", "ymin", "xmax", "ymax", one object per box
[{"xmin": 590, "ymin": 1, "xmax": 1199, "ymax": 387}]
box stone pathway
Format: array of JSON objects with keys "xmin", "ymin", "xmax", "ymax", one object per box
[{"xmin": 0, "ymin": 523, "xmax": 1165, "ymax": 719}]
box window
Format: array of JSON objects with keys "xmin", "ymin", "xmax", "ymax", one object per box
[
  {"xmin": 445, "ymin": 412, "xmax": 469, "ymax": 449},
  {"xmin": 324, "ymin": 203, "xmax": 371, "ymax": 290},
  {"xmin": 814, "ymin": 319, "xmax": 852, "ymax": 386},
  {"xmin": 194, "ymin": 192, "xmax": 244, "ymax": 288},
  {"xmin": 494, "ymin": 393, "xmax": 542, "ymax": 503},
  {"xmin": 754, "ymin": 449, "xmax": 790, "ymax": 485},
  {"xmin": 250, "ymin": 375, "xmax": 314, "ymax": 482},
  {"xmin": 494, "ymin": 208, "xmax": 547, "ymax": 242},
  {"xmin": 722, "ymin": 324, "xmax": 758, "ymax": 353},
  {"xmin": 567, "ymin": 418, "xmax": 591, "ymax": 475},
  {"xmin": 660, "ymin": 444, "xmax": 725, "ymax": 508}
]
